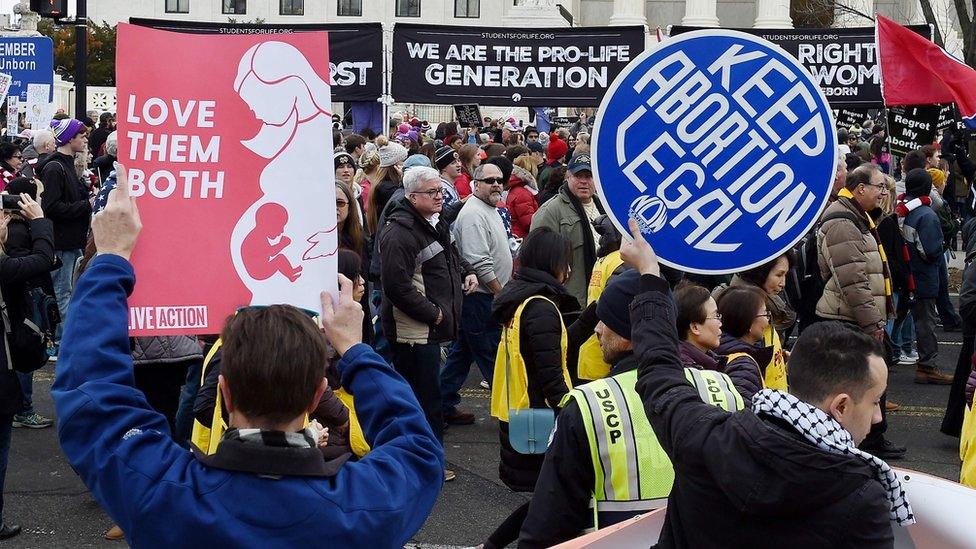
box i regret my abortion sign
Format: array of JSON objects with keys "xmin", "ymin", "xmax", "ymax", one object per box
[{"xmin": 593, "ymin": 30, "xmax": 836, "ymax": 274}]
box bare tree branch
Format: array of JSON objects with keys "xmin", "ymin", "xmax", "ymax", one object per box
[{"xmin": 918, "ymin": 0, "xmax": 946, "ymax": 46}]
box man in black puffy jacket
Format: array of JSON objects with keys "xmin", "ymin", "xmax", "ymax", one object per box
[
  {"xmin": 622, "ymin": 219, "xmax": 908, "ymax": 548},
  {"xmin": 379, "ymin": 166, "xmax": 476, "ymax": 449}
]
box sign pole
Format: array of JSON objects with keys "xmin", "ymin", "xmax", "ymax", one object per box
[{"xmin": 73, "ymin": 0, "xmax": 86, "ymax": 118}]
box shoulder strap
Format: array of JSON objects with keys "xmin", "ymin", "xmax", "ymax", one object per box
[{"xmin": 506, "ymin": 295, "xmax": 564, "ymax": 412}]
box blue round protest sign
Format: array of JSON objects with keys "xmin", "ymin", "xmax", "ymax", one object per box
[{"xmin": 592, "ymin": 30, "xmax": 836, "ymax": 274}]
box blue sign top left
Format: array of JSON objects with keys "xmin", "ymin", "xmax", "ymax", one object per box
[
  {"xmin": 0, "ymin": 37, "xmax": 54, "ymax": 101},
  {"xmin": 592, "ymin": 30, "xmax": 836, "ymax": 275}
]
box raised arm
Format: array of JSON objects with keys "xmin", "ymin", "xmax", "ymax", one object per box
[
  {"xmin": 52, "ymin": 171, "xmax": 189, "ymax": 534},
  {"xmin": 621, "ymin": 220, "xmax": 729, "ymax": 465}
]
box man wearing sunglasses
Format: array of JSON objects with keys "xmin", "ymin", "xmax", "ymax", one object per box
[
  {"xmin": 441, "ymin": 163, "xmax": 513, "ymax": 427},
  {"xmin": 52, "ymin": 165, "xmax": 444, "ymax": 546}
]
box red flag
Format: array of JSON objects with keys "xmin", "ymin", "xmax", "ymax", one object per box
[{"xmin": 876, "ymin": 14, "xmax": 976, "ymax": 127}]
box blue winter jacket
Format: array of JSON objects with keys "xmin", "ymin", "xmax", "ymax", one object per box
[
  {"xmin": 902, "ymin": 204, "xmax": 944, "ymax": 299},
  {"xmin": 51, "ymin": 254, "xmax": 444, "ymax": 548}
]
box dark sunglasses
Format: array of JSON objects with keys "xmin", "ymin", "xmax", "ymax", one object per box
[{"xmin": 477, "ymin": 177, "xmax": 505, "ymax": 186}]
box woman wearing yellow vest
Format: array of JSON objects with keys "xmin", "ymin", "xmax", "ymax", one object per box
[
  {"xmin": 715, "ymin": 252, "xmax": 796, "ymax": 392},
  {"xmin": 484, "ymin": 227, "xmax": 580, "ymax": 549},
  {"xmin": 714, "ymin": 285, "xmax": 777, "ymax": 403}
]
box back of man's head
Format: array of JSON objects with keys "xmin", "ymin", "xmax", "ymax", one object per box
[
  {"xmin": 344, "ymin": 134, "xmax": 366, "ymax": 154},
  {"xmin": 220, "ymin": 305, "xmax": 327, "ymax": 425},
  {"xmin": 903, "ymin": 150, "xmax": 927, "ymax": 172},
  {"xmin": 788, "ymin": 322, "xmax": 883, "ymax": 406}
]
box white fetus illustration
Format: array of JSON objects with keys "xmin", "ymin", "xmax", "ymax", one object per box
[{"xmin": 230, "ymin": 41, "xmax": 338, "ymax": 308}]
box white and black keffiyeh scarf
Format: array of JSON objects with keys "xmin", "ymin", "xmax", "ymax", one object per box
[{"xmin": 752, "ymin": 389, "xmax": 916, "ymax": 526}]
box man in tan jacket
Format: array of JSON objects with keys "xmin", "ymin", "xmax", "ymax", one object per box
[{"xmin": 816, "ymin": 163, "xmax": 907, "ymax": 459}]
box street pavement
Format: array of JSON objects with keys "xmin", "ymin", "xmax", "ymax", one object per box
[{"xmin": 2, "ymin": 324, "xmax": 967, "ymax": 548}]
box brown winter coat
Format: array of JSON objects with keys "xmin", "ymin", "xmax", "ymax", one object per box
[{"xmin": 815, "ymin": 197, "xmax": 890, "ymax": 332}]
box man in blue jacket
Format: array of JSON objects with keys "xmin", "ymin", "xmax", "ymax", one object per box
[
  {"xmin": 51, "ymin": 165, "xmax": 444, "ymax": 548},
  {"xmin": 900, "ymin": 167, "xmax": 954, "ymax": 384}
]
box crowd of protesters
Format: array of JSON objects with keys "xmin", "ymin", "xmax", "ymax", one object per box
[{"xmin": 0, "ymin": 105, "xmax": 971, "ymax": 547}]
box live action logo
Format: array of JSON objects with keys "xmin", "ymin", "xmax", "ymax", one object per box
[{"xmin": 129, "ymin": 306, "xmax": 209, "ymax": 331}]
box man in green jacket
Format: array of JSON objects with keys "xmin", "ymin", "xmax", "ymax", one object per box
[{"xmin": 530, "ymin": 154, "xmax": 605, "ymax": 307}]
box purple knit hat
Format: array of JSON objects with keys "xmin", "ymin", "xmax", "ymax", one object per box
[{"xmin": 50, "ymin": 118, "xmax": 85, "ymax": 146}]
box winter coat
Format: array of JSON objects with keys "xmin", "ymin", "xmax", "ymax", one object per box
[
  {"xmin": 130, "ymin": 336, "xmax": 203, "ymax": 366},
  {"xmin": 379, "ymin": 197, "xmax": 472, "ymax": 345},
  {"xmin": 959, "ymin": 219, "xmax": 976, "ymax": 336},
  {"xmin": 715, "ymin": 335, "xmax": 775, "ymax": 404},
  {"xmin": 678, "ymin": 340, "xmax": 720, "ymax": 371},
  {"xmin": 816, "ymin": 196, "xmax": 890, "ymax": 332},
  {"xmin": 529, "ymin": 184, "xmax": 604, "ymax": 308},
  {"xmin": 52, "ymin": 255, "xmax": 444, "ymax": 548},
  {"xmin": 38, "ymin": 151, "xmax": 91, "ymax": 251},
  {"xmin": 455, "ymin": 170, "xmax": 474, "ymax": 200},
  {"xmin": 902, "ymin": 199, "xmax": 944, "ymax": 300},
  {"xmin": 490, "ymin": 267, "xmax": 581, "ymax": 492},
  {"xmin": 874, "ymin": 210, "xmax": 912, "ymax": 294},
  {"xmin": 0, "ymin": 217, "xmax": 55, "ymax": 416},
  {"xmin": 633, "ymin": 274, "xmax": 894, "ymax": 548},
  {"xmin": 506, "ymin": 167, "xmax": 539, "ymax": 239}
]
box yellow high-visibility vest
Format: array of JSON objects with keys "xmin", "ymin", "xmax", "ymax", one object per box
[
  {"xmin": 563, "ymin": 367, "xmax": 744, "ymax": 531},
  {"xmin": 579, "ymin": 251, "xmax": 626, "ymax": 381},
  {"xmin": 490, "ymin": 295, "xmax": 572, "ymax": 422},
  {"xmin": 190, "ymin": 340, "xmax": 370, "ymax": 458}
]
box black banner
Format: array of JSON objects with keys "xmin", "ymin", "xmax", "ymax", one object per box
[
  {"xmin": 392, "ymin": 23, "xmax": 645, "ymax": 106},
  {"xmin": 129, "ymin": 18, "xmax": 383, "ymax": 103},
  {"xmin": 886, "ymin": 105, "xmax": 940, "ymax": 156},
  {"xmin": 833, "ymin": 108, "xmax": 877, "ymax": 130},
  {"xmin": 454, "ymin": 104, "xmax": 483, "ymax": 127},
  {"xmin": 671, "ymin": 25, "xmax": 932, "ymax": 109}
]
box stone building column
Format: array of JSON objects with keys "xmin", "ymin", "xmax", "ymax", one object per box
[
  {"xmin": 609, "ymin": 0, "xmax": 648, "ymax": 26},
  {"xmin": 754, "ymin": 0, "xmax": 793, "ymax": 28},
  {"xmin": 682, "ymin": 0, "xmax": 720, "ymax": 27}
]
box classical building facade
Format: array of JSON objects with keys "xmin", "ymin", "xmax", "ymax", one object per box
[{"xmin": 85, "ymin": 0, "xmax": 943, "ymax": 35}]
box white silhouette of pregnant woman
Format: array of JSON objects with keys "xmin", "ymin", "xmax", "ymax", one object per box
[{"xmin": 230, "ymin": 41, "xmax": 338, "ymax": 308}]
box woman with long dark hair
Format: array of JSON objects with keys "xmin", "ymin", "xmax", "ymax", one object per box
[{"xmin": 483, "ymin": 227, "xmax": 579, "ymax": 549}]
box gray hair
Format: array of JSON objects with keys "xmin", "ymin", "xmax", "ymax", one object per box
[
  {"xmin": 472, "ymin": 163, "xmax": 500, "ymax": 181},
  {"xmin": 33, "ymin": 129, "xmax": 55, "ymax": 152},
  {"xmin": 105, "ymin": 131, "xmax": 118, "ymax": 157},
  {"xmin": 403, "ymin": 166, "xmax": 440, "ymax": 194}
]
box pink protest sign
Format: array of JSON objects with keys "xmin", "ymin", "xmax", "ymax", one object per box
[{"xmin": 117, "ymin": 24, "xmax": 338, "ymax": 335}]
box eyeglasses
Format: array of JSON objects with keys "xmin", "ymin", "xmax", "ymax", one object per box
[
  {"xmin": 411, "ymin": 188, "xmax": 444, "ymax": 198},
  {"xmin": 707, "ymin": 313, "xmax": 722, "ymax": 321},
  {"xmin": 863, "ymin": 182, "xmax": 890, "ymax": 193},
  {"xmin": 477, "ymin": 177, "xmax": 505, "ymax": 186},
  {"xmin": 756, "ymin": 311, "xmax": 772, "ymax": 319},
  {"xmin": 11, "ymin": 155, "xmax": 22, "ymax": 160},
  {"xmin": 336, "ymin": 200, "xmax": 349, "ymax": 207}
]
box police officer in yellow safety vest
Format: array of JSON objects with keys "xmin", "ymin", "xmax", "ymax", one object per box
[{"xmin": 518, "ymin": 270, "xmax": 744, "ymax": 548}]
